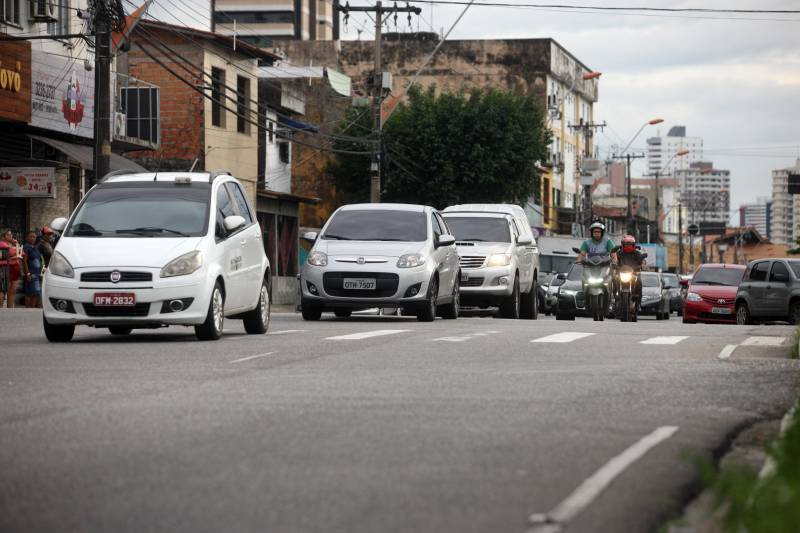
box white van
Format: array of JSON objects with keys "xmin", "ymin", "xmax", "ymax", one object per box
[{"xmin": 443, "ymin": 204, "xmax": 539, "ymax": 319}]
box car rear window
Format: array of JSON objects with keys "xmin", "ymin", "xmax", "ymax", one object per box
[
  {"xmin": 641, "ymin": 273, "xmax": 660, "ymax": 287},
  {"xmin": 567, "ymin": 264, "xmax": 583, "ymax": 281},
  {"xmin": 322, "ymin": 209, "xmax": 427, "ymax": 242},
  {"xmin": 662, "ymin": 274, "xmax": 678, "ymax": 288},
  {"xmin": 692, "ymin": 267, "xmax": 745, "ymax": 287},
  {"xmin": 443, "ymin": 217, "xmax": 511, "ymax": 243}
]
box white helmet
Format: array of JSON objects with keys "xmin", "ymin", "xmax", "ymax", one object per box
[{"xmin": 589, "ymin": 221, "xmax": 605, "ymax": 235}]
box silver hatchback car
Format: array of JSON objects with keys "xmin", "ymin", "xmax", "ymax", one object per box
[{"xmin": 300, "ymin": 203, "xmax": 461, "ymax": 322}]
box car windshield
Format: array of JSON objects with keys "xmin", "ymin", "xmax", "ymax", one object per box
[
  {"xmin": 692, "ymin": 267, "xmax": 745, "ymax": 286},
  {"xmin": 443, "ymin": 217, "xmax": 511, "ymax": 243},
  {"xmin": 567, "ymin": 264, "xmax": 583, "ymax": 281},
  {"xmin": 65, "ymin": 183, "xmax": 211, "ymax": 237},
  {"xmin": 789, "ymin": 261, "xmax": 800, "ymax": 278},
  {"xmin": 322, "ymin": 209, "xmax": 427, "ymax": 242},
  {"xmin": 541, "ymin": 255, "xmax": 576, "ymax": 274},
  {"xmin": 641, "ymin": 274, "xmax": 660, "ymax": 287}
]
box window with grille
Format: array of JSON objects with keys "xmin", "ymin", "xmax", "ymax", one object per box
[
  {"xmin": 236, "ymin": 75, "xmax": 250, "ymax": 134},
  {"xmin": 211, "ymin": 67, "xmax": 225, "ymax": 128},
  {"xmin": 120, "ymin": 87, "xmax": 160, "ymax": 144}
]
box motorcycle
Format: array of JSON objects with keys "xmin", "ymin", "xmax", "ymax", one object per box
[
  {"xmin": 572, "ymin": 248, "xmax": 614, "ymax": 322},
  {"xmin": 616, "ymin": 266, "xmax": 640, "ymax": 322}
]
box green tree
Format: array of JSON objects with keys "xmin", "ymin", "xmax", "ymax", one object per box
[{"xmin": 328, "ymin": 86, "xmax": 551, "ymax": 209}]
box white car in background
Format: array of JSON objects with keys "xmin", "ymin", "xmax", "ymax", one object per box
[{"xmin": 43, "ymin": 171, "xmax": 271, "ymax": 342}]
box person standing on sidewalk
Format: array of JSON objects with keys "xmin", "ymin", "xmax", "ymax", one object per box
[
  {"xmin": 0, "ymin": 229, "xmax": 23, "ymax": 308},
  {"xmin": 37, "ymin": 227, "xmax": 55, "ymax": 268},
  {"xmin": 23, "ymin": 230, "xmax": 43, "ymax": 308}
]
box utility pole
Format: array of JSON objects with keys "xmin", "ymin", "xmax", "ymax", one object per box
[
  {"xmin": 612, "ymin": 152, "xmax": 645, "ymax": 237},
  {"xmin": 569, "ymin": 120, "xmax": 606, "ymax": 236},
  {"xmin": 91, "ymin": 0, "xmax": 112, "ymax": 185},
  {"xmin": 678, "ymin": 201, "xmax": 684, "ymax": 274},
  {"xmin": 337, "ymin": 1, "xmax": 421, "ymax": 203}
]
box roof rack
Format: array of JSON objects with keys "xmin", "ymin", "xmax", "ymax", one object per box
[
  {"xmin": 99, "ymin": 169, "xmax": 141, "ymax": 183},
  {"xmin": 209, "ymin": 170, "xmax": 232, "ymax": 183}
]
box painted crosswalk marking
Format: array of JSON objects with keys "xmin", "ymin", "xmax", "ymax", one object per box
[
  {"xmin": 326, "ymin": 330, "xmax": 410, "ymax": 341},
  {"xmin": 640, "ymin": 336, "xmax": 689, "ymax": 345},
  {"xmin": 433, "ymin": 331, "xmax": 500, "ymax": 342},
  {"xmin": 531, "ymin": 332, "xmax": 595, "ymax": 344},
  {"xmin": 268, "ymin": 329, "xmax": 306, "ymax": 335},
  {"xmin": 741, "ymin": 336, "xmax": 786, "ymax": 347}
]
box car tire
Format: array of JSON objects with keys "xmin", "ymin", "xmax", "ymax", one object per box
[
  {"xmin": 500, "ymin": 278, "xmax": 521, "ymax": 319},
  {"xmin": 736, "ymin": 302, "xmax": 752, "ymax": 325},
  {"xmin": 682, "ymin": 317, "xmax": 695, "ymax": 324},
  {"xmin": 334, "ymin": 308, "xmax": 352, "ymax": 318},
  {"xmin": 243, "ymin": 280, "xmax": 271, "ymax": 334},
  {"xmin": 108, "ymin": 326, "xmax": 132, "ymax": 336},
  {"xmin": 302, "ymin": 302, "xmax": 323, "ymax": 321},
  {"xmin": 521, "ymin": 279, "xmax": 538, "ymax": 320},
  {"xmin": 789, "ymin": 301, "xmax": 800, "ymax": 325},
  {"xmin": 43, "ymin": 315, "xmax": 74, "ymax": 342},
  {"xmin": 417, "ymin": 276, "xmax": 438, "ymax": 322},
  {"xmin": 440, "ymin": 280, "xmax": 459, "ymax": 320},
  {"xmin": 195, "ymin": 283, "xmax": 224, "ymax": 341}
]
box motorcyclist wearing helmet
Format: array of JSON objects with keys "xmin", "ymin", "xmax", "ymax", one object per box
[
  {"xmin": 617, "ymin": 234, "xmax": 646, "ymax": 308},
  {"xmin": 577, "ymin": 221, "xmax": 617, "ymax": 265}
]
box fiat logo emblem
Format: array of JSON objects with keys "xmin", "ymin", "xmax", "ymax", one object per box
[
  {"xmin": 357, "ymin": 257, "xmax": 366, "ymax": 265},
  {"xmin": 110, "ymin": 271, "xmax": 122, "ymax": 283}
]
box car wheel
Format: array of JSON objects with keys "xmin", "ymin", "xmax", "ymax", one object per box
[
  {"xmin": 736, "ymin": 303, "xmax": 752, "ymax": 325},
  {"xmin": 789, "ymin": 301, "xmax": 800, "ymax": 325},
  {"xmin": 302, "ymin": 302, "xmax": 323, "ymax": 321},
  {"xmin": 243, "ymin": 280, "xmax": 271, "ymax": 334},
  {"xmin": 334, "ymin": 308, "xmax": 352, "ymax": 318},
  {"xmin": 521, "ymin": 279, "xmax": 538, "ymax": 320},
  {"xmin": 108, "ymin": 326, "xmax": 132, "ymax": 336},
  {"xmin": 682, "ymin": 317, "xmax": 695, "ymax": 324},
  {"xmin": 417, "ymin": 276, "xmax": 438, "ymax": 322},
  {"xmin": 195, "ymin": 282, "xmax": 224, "ymax": 341},
  {"xmin": 440, "ymin": 280, "xmax": 459, "ymax": 320},
  {"xmin": 43, "ymin": 315, "xmax": 74, "ymax": 342},
  {"xmin": 500, "ymin": 278, "xmax": 520, "ymax": 319}
]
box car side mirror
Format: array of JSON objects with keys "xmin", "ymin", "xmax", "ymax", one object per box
[
  {"xmin": 223, "ymin": 215, "xmax": 246, "ymax": 232},
  {"xmin": 517, "ymin": 235, "xmax": 533, "ymax": 246},
  {"xmin": 437, "ymin": 234, "xmax": 456, "ymax": 248},
  {"xmin": 302, "ymin": 231, "xmax": 318, "ymax": 242},
  {"xmin": 51, "ymin": 217, "xmax": 68, "ymax": 232}
]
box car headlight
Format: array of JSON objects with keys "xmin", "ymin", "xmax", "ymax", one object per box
[
  {"xmin": 619, "ymin": 272, "xmax": 633, "ymax": 283},
  {"xmin": 687, "ymin": 292, "xmax": 702, "ymax": 302},
  {"xmin": 397, "ymin": 254, "xmax": 425, "ymax": 268},
  {"xmin": 587, "ymin": 277, "xmax": 604, "ymax": 285},
  {"xmin": 49, "ymin": 251, "xmax": 74, "ymax": 278},
  {"xmin": 487, "ymin": 253, "xmax": 511, "ymax": 267},
  {"xmin": 307, "ymin": 251, "xmax": 328, "ymax": 267},
  {"xmin": 160, "ymin": 251, "xmax": 203, "ymax": 278}
]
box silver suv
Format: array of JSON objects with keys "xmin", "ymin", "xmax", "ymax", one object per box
[
  {"xmin": 441, "ymin": 209, "xmax": 538, "ymax": 319},
  {"xmin": 300, "ymin": 203, "xmax": 460, "ymax": 322}
]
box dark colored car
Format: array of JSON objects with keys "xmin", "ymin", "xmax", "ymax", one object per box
[
  {"xmin": 682, "ymin": 264, "xmax": 746, "ymax": 324},
  {"xmin": 555, "ymin": 264, "xmax": 586, "ymax": 320},
  {"xmin": 542, "ymin": 273, "xmax": 566, "ymax": 315},
  {"xmin": 638, "ymin": 272, "xmax": 671, "ymax": 319},
  {"xmin": 661, "ymin": 273, "xmax": 682, "ymax": 315},
  {"xmin": 735, "ymin": 258, "xmax": 800, "ymax": 325}
]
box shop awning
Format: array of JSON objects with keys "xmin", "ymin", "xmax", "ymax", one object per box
[
  {"xmin": 29, "ymin": 135, "xmax": 147, "ymax": 172},
  {"xmin": 278, "ymin": 116, "xmax": 318, "ymax": 133}
]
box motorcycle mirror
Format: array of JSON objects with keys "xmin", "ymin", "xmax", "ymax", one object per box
[
  {"xmin": 556, "ymin": 273, "xmax": 567, "ymax": 280},
  {"xmin": 611, "ymin": 245, "xmax": 621, "ymax": 253},
  {"xmin": 571, "ymin": 247, "xmax": 581, "ymax": 254},
  {"xmin": 641, "ymin": 252, "xmax": 648, "ymax": 259}
]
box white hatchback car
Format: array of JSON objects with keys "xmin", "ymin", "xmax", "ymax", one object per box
[{"xmin": 42, "ymin": 171, "xmax": 271, "ymax": 341}]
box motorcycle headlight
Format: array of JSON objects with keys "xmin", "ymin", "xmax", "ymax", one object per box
[
  {"xmin": 619, "ymin": 272, "xmax": 633, "ymax": 283},
  {"xmin": 687, "ymin": 292, "xmax": 702, "ymax": 302},
  {"xmin": 587, "ymin": 276, "xmax": 604, "ymax": 285},
  {"xmin": 307, "ymin": 251, "xmax": 328, "ymax": 267},
  {"xmin": 160, "ymin": 251, "xmax": 203, "ymax": 278},
  {"xmin": 397, "ymin": 254, "xmax": 426, "ymax": 268},
  {"xmin": 49, "ymin": 251, "xmax": 74, "ymax": 278},
  {"xmin": 487, "ymin": 253, "xmax": 512, "ymax": 267}
]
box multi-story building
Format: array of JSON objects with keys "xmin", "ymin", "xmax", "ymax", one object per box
[
  {"xmin": 771, "ymin": 159, "xmax": 800, "ymax": 245},
  {"xmin": 677, "ymin": 161, "xmax": 731, "ymax": 226},
  {"xmin": 213, "ymin": 0, "xmax": 337, "ymax": 46},
  {"xmin": 646, "ymin": 125, "xmax": 703, "ymax": 175},
  {"xmin": 738, "ymin": 197, "xmax": 772, "ymax": 239}
]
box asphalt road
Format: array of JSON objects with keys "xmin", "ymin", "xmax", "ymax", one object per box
[{"xmin": 1, "ymin": 309, "xmax": 799, "ymax": 533}]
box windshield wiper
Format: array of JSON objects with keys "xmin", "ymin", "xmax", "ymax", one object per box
[
  {"xmin": 71, "ymin": 229, "xmax": 103, "ymax": 236},
  {"xmin": 116, "ymin": 227, "xmax": 190, "ymax": 237},
  {"xmin": 322, "ymin": 234, "xmax": 352, "ymax": 240}
]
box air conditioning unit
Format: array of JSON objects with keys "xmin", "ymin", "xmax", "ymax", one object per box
[
  {"xmin": 113, "ymin": 112, "xmax": 127, "ymax": 137},
  {"xmin": 30, "ymin": 0, "xmax": 56, "ymax": 21}
]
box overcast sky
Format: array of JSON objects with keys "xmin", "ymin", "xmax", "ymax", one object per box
[{"xmin": 152, "ymin": 0, "xmax": 800, "ymax": 222}]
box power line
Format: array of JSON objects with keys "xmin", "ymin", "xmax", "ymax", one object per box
[{"xmin": 401, "ymin": 0, "xmax": 800, "ymax": 14}]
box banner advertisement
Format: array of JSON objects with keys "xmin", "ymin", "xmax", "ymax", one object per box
[
  {"xmin": 0, "ymin": 167, "xmax": 56, "ymax": 198},
  {"xmin": 30, "ymin": 50, "xmax": 94, "ymax": 138}
]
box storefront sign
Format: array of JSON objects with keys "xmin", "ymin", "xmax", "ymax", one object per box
[
  {"xmin": 0, "ymin": 41, "xmax": 32, "ymax": 123},
  {"xmin": 0, "ymin": 167, "xmax": 56, "ymax": 198},
  {"xmin": 31, "ymin": 49, "xmax": 94, "ymax": 138}
]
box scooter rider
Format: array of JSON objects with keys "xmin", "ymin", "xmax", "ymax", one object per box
[
  {"xmin": 577, "ymin": 221, "xmax": 617, "ymax": 265},
  {"xmin": 617, "ymin": 234, "xmax": 647, "ymax": 308}
]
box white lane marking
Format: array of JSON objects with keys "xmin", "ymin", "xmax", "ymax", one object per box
[
  {"xmin": 741, "ymin": 336, "xmax": 786, "ymax": 347},
  {"xmin": 640, "ymin": 336, "xmax": 689, "ymax": 345},
  {"xmin": 326, "ymin": 330, "xmax": 410, "ymax": 341},
  {"xmin": 433, "ymin": 331, "xmax": 501, "ymax": 342},
  {"xmin": 529, "ymin": 426, "xmax": 679, "ymax": 529},
  {"xmin": 531, "ymin": 332, "xmax": 595, "ymax": 344},
  {"xmin": 717, "ymin": 344, "xmax": 738, "ymax": 360},
  {"xmin": 230, "ymin": 351, "xmax": 274, "ymax": 364},
  {"xmin": 268, "ymin": 329, "xmax": 306, "ymax": 335}
]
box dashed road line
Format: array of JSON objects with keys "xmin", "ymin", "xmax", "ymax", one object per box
[
  {"xmin": 741, "ymin": 336, "xmax": 786, "ymax": 347},
  {"xmin": 326, "ymin": 330, "xmax": 410, "ymax": 341},
  {"xmin": 230, "ymin": 351, "xmax": 275, "ymax": 364},
  {"xmin": 528, "ymin": 425, "xmax": 679, "ymax": 532},
  {"xmin": 268, "ymin": 329, "xmax": 306, "ymax": 335},
  {"xmin": 640, "ymin": 336, "xmax": 689, "ymax": 345},
  {"xmin": 433, "ymin": 331, "xmax": 500, "ymax": 342},
  {"xmin": 531, "ymin": 332, "xmax": 595, "ymax": 344},
  {"xmin": 717, "ymin": 344, "xmax": 738, "ymax": 360}
]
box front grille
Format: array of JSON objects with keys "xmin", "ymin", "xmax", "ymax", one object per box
[
  {"xmin": 460, "ymin": 277, "xmax": 484, "ymax": 287},
  {"xmin": 697, "ymin": 311, "xmax": 734, "ymax": 320},
  {"xmin": 322, "ymin": 272, "xmax": 399, "ymax": 298},
  {"xmin": 459, "ymin": 255, "xmax": 486, "ymax": 269},
  {"xmin": 82, "ymin": 303, "xmax": 151, "ymax": 317},
  {"xmin": 80, "ymin": 271, "xmax": 153, "ymax": 283},
  {"xmin": 700, "ymin": 295, "xmax": 734, "ymax": 305}
]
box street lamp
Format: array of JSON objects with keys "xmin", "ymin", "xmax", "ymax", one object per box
[
  {"xmin": 615, "ymin": 117, "xmax": 664, "ymax": 236},
  {"xmin": 652, "ymin": 148, "xmax": 690, "ymax": 243},
  {"xmin": 583, "ymin": 71, "xmax": 602, "ymax": 80}
]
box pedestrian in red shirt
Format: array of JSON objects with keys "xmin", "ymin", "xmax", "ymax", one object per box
[{"xmin": 0, "ymin": 229, "xmax": 23, "ymax": 308}]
